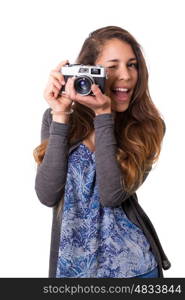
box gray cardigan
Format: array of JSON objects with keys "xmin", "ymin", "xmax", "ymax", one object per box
[{"xmin": 35, "ymin": 107, "xmax": 171, "ymax": 278}]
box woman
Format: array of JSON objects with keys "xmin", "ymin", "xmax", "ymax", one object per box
[{"xmin": 33, "ymin": 26, "xmax": 171, "ymax": 278}]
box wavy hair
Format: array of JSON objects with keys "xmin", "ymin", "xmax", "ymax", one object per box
[{"xmin": 33, "ymin": 26, "xmax": 166, "ymax": 208}]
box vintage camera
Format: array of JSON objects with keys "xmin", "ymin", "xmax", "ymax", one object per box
[{"xmin": 60, "ymin": 64, "xmax": 107, "ymax": 96}]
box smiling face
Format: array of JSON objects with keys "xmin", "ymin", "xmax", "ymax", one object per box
[{"xmin": 95, "ymin": 38, "xmax": 138, "ymax": 112}]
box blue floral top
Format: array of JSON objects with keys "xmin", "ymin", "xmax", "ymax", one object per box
[{"xmin": 56, "ymin": 143, "xmax": 157, "ymax": 278}]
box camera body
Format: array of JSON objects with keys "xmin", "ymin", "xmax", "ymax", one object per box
[{"xmin": 60, "ymin": 64, "xmax": 107, "ymax": 96}]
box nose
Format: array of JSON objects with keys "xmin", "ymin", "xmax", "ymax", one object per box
[{"xmin": 118, "ymin": 65, "xmax": 131, "ymax": 81}]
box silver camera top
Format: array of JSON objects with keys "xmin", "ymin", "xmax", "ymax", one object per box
[{"xmin": 61, "ymin": 64, "xmax": 107, "ymax": 78}]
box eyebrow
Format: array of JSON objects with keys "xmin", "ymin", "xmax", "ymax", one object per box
[{"xmin": 106, "ymin": 58, "xmax": 137, "ymax": 63}]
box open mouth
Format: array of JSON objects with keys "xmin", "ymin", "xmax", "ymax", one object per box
[{"xmin": 111, "ymin": 87, "xmax": 131, "ymax": 101}]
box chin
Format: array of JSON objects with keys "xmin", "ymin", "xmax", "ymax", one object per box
[{"xmin": 112, "ymin": 102, "xmax": 130, "ymax": 113}]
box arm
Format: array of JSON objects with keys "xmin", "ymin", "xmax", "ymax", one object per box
[
  {"xmin": 34, "ymin": 108, "xmax": 70, "ymax": 207},
  {"xmin": 94, "ymin": 113, "xmax": 150, "ymax": 207}
]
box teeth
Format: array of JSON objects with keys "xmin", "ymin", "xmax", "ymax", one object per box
[{"xmin": 114, "ymin": 88, "xmax": 128, "ymax": 92}]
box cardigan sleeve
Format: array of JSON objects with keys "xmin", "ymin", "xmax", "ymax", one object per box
[
  {"xmin": 93, "ymin": 113, "xmax": 150, "ymax": 207},
  {"xmin": 34, "ymin": 108, "xmax": 70, "ymax": 207}
]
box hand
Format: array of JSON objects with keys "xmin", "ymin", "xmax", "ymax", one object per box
[
  {"xmin": 65, "ymin": 77, "xmax": 112, "ymax": 115},
  {"xmin": 43, "ymin": 60, "xmax": 73, "ymax": 112}
]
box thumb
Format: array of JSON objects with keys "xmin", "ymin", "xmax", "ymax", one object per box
[{"xmin": 91, "ymin": 84, "xmax": 102, "ymax": 98}]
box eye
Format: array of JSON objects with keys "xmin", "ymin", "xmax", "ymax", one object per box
[{"xmin": 127, "ymin": 63, "xmax": 138, "ymax": 69}]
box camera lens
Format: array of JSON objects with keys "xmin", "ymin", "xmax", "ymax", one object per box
[{"xmin": 74, "ymin": 76, "xmax": 94, "ymax": 95}]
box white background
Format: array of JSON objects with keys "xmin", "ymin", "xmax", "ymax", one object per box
[{"xmin": 0, "ymin": 0, "xmax": 184, "ymax": 277}]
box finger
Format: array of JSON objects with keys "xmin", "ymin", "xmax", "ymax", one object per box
[
  {"xmin": 47, "ymin": 82, "xmax": 60, "ymax": 99},
  {"xmin": 49, "ymin": 78, "xmax": 62, "ymax": 90},
  {"xmin": 68, "ymin": 77, "xmax": 77, "ymax": 100},
  {"xmin": 52, "ymin": 85, "xmax": 59, "ymax": 99},
  {"xmin": 46, "ymin": 79, "xmax": 62, "ymax": 96},
  {"xmin": 49, "ymin": 70, "xmax": 65, "ymax": 84},
  {"xmin": 65, "ymin": 77, "xmax": 77, "ymax": 100},
  {"xmin": 64, "ymin": 77, "xmax": 71, "ymax": 96},
  {"xmin": 55, "ymin": 60, "xmax": 69, "ymax": 72},
  {"xmin": 91, "ymin": 84, "xmax": 103, "ymax": 99}
]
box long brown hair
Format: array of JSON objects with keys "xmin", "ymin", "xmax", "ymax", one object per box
[{"xmin": 33, "ymin": 26, "xmax": 165, "ymax": 210}]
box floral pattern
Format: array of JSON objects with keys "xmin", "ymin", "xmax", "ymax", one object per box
[{"xmin": 56, "ymin": 143, "xmax": 157, "ymax": 278}]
